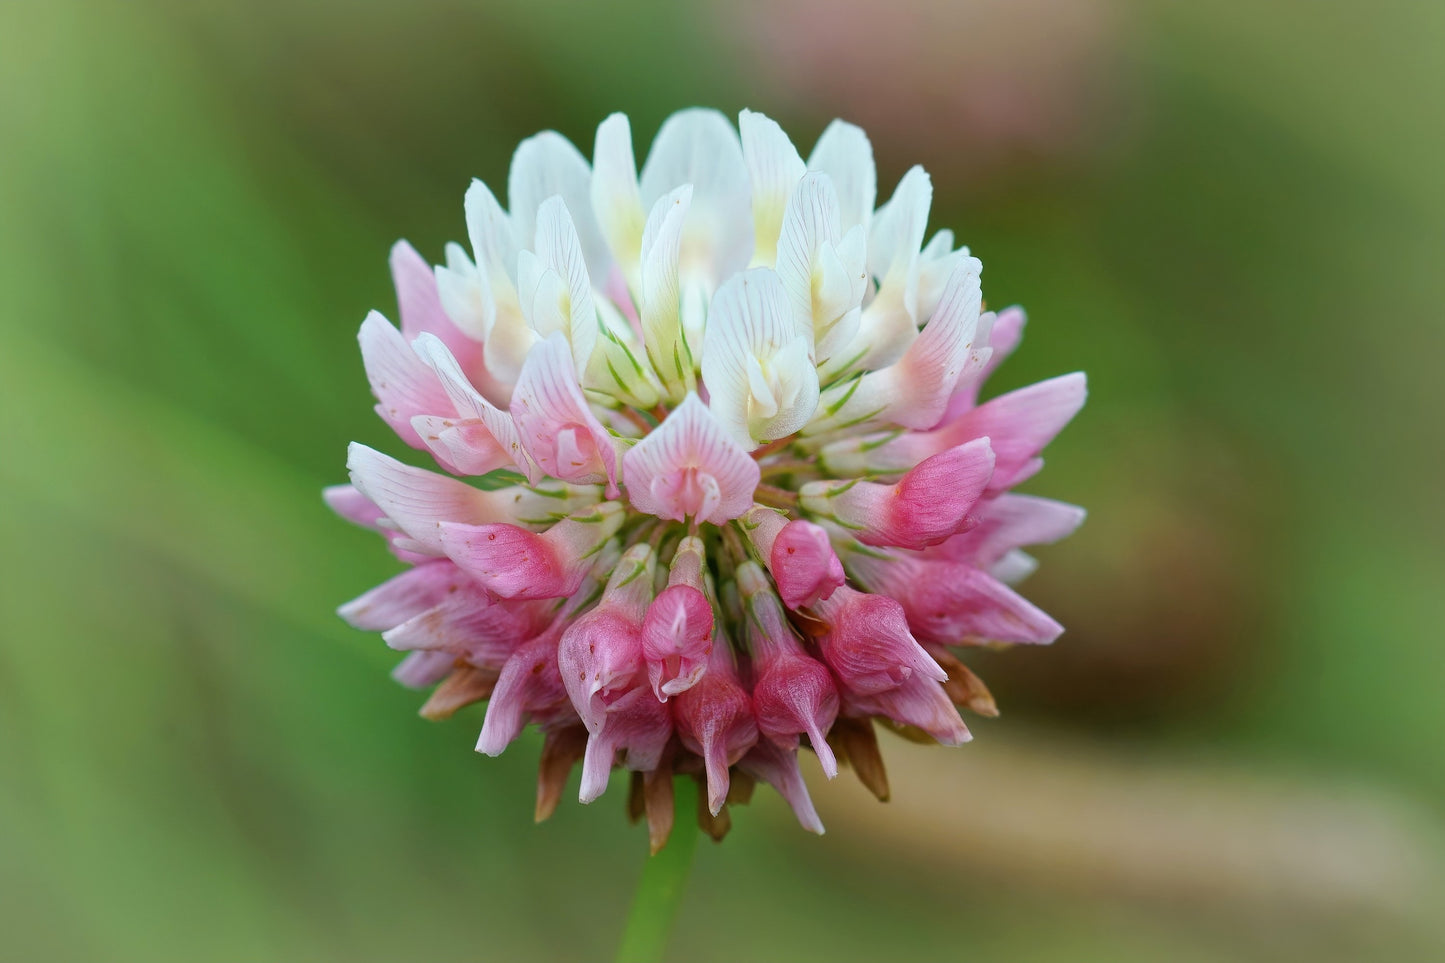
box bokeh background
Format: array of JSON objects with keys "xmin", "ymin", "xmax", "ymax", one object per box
[{"xmin": 3, "ymin": 1, "xmax": 1443, "ymax": 960}]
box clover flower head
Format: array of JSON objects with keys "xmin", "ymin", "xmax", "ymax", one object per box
[{"xmin": 328, "ymin": 108, "xmax": 1086, "ymax": 849}]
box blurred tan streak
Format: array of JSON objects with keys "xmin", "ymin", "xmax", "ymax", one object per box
[
  {"xmin": 715, "ymin": 0, "xmax": 1125, "ymax": 171},
  {"xmin": 807, "ymin": 732, "xmax": 1443, "ymax": 916}
]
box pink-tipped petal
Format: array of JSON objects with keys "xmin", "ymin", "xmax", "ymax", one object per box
[
  {"xmin": 391, "ymin": 240, "xmax": 483, "ymax": 375},
  {"xmin": 801, "ymin": 438, "xmax": 994, "ymax": 550},
  {"xmin": 477, "ymin": 627, "xmax": 568, "ymax": 756},
  {"xmin": 623, "ymin": 393, "xmax": 760, "ymax": 524},
  {"xmin": 412, "ymin": 333, "xmax": 531, "ymax": 479},
  {"xmin": 438, "ymin": 502, "xmax": 624, "ymax": 600},
  {"xmin": 359, "ymin": 311, "xmax": 454, "ymax": 450},
  {"xmin": 935, "ymin": 493, "xmax": 1087, "ymax": 567},
  {"xmin": 947, "ymin": 305, "xmax": 1026, "ymax": 414}
]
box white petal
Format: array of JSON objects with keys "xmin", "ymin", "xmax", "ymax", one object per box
[
  {"xmin": 639, "ymin": 108, "xmax": 752, "ymax": 285},
  {"xmin": 434, "ymin": 242, "xmax": 492, "ymax": 342},
  {"xmin": 849, "ymin": 165, "xmax": 933, "ymax": 371},
  {"xmin": 508, "ymin": 131, "xmax": 611, "ymax": 283},
  {"xmin": 807, "ymin": 120, "xmax": 876, "ymax": 234},
  {"xmin": 739, "ymin": 109, "xmax": 805, "ymax": 268},
  {"xmin": 622, "ymin": 393, "xmax": 760, "ymax": 524},
  {"xmin": 531, "ymin": 196, "xmax": 599, "ymax": 373},
  {"xmin": 590, "ymin": 113, "xmax": 647, "ymax": 290},
  {"xmin": 806, "ymin": 257, "xmax": 982, "ymax": 435},
  {"xmin": 464, "ymin": 179, "xmax": 520, "ymax": 292},
  {"xmin": 639, "ymin": 185, "xmax": 695, "ymax": 400},
  {"xmin": 701, "ymin": 268, "xmax": 820, "ymax": 449}
]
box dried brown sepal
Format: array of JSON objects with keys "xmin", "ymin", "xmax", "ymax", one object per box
[
  {"xmin": 643, "ymin": 766, "xmax": 675, "ymax": 855},
  {"xmin": 726, "ymin": 768, "xmax": 756, "ymax": 807},
  {"xmin": 832, "ymin": 717, "xmax": 890, "ymax": 802},
  {"xmin": 929, "ymin": 647, "xmax": 1000, "ymax": 717},
  {"xmin": 418, "ymin": 665, "xmax": 499, "ymax": 721},
  {"xmin": 695, "ymin": 780, "xmax": 732, "ymax": 842},
  {"xmin": 627, "ymin": 771, "xmax": 646, "ymax": 824},
  {"xmin": 535, "ymin": 726, "xmax": 587, "ymax": 823}
]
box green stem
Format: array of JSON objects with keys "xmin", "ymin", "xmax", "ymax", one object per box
[{"xmin": 614, "ymin": 777, "xmax": 700, "ymax": 963}]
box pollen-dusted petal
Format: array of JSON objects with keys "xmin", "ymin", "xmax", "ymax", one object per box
[
  {"xmin": 739, "ymin": 108, "xmax": 805, "ymax": 268},
  {"xmin": 508, "ymin": 130, "xmax": 610, "ymax": 283},
  {"xmin": 770, "ymin": 520, "xmax": 846, "ymax": 608},
  {"xmin": 591, "ymin": 113, "xmax": 647, "ymax": 288},
  {"xmin": 801, "ymin": 438, "xmax": 995, "ymax": 550},
  {"xmin": 510, "ymin": 333, "xmax": 621, "ymax": 494},
  {"xmin": 639, "ymin": 186, "xmax": 696, "ymax": 401},
  {"xmin": 639, "ymin": 108, "xmax": 754, "ymax": 284},
  {"xmin": 807, "ymin": 119, "xmax": 876, "ymax": 235},
  {"xmin": 701, "ymin": 268, "xmax": 819, "ymax": 449},
  {"xmin": 674, "ymin": 642, "xmax": 758, "ymax": 815},
  {"xmin": 358, "ymin": 311, "xmax": 453, "ymax": 451},
  {"xmin": 438, "ymin": 501, "xmax": 625, "ymax": 600},
  {"xmin": 337, "ymin": 560, "xmax": 460, "ymax": 632},
  {"xmin": 411, "ymin": 333, "xmax": 531, "ymax": 478},
  {"xmin": 738, "ymin": 739, "xmax": 824, "ymax": 835},
  {"xmin": 806, "ymin": 256, "xmax": 983, "ymax": 434},
  {"xmin": 812, "ymin": 586, "xmax": 947, "ymax": 694},
  {"xmin": 623, "ymin": 394, "xmax": 760, "ymax": 524}
]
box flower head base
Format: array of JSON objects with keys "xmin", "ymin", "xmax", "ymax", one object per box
[{"xmin": 329, "ymin": 108, "xmax": 1085, "ymax": 848}]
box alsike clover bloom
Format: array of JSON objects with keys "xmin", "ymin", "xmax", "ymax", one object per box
[{"xmin": 328, "ymin": 108, "xmax": 1085, "ymax": 849}]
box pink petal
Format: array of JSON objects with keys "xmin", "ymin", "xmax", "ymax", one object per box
[
  {"xmin": 812, "ymin": 586, "xmax": 947, "ymax": 694},
  {"xmin": 476, "ymin": 627, "xmax": 568, "ymax": 756},
  {"xmin": 673, "ymin": 644, "xmax": 759, "ymax": 815},
  {"xmin": 577, "ymin": 684, "xmax": 673, "ymax": 804},
  {"xmin": 323, "ymin": 484, "xmax": 385, "ymax": 531},
  {"xmin": 391, "ymin": 651, "xmax": 456, "ymax": 690},
  {"xmin": 412, "ymin": 333, "xmax": 531, "ymax": 479},
  {"xmin": 642, "ymin": 585, "xmax": 714, "ymax": 700},
  {"xmin": 510, "ymin": 333, "xmax": 620, "ymax": 495},
  {"xmin": 622, "ymin": 393, "xmax": 760, "ymax": 524},
  {"xmin": 437, "ymin": 501, "xmax": 624, "ymax": 600},
  {"xmin": 845, "ymin": 674, "xmax": 971, "ymax": 746},
  {"xmin": 382, "ymin": 585, "xmax": 551, "ymax": 667},
  {"xmin": 770, "ymin": 520, "xmax": 846, "ymax": 608},
  {"xmin": 801, "ymin": 438, "xmax": 994, "ymax": 550},
  {"xmin": 358, "ymin": 311, "xmax": 454, "ymax": 451}
]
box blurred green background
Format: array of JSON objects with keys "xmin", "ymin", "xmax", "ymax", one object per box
[{"xmin": 3, "ymin": 1, "xmax": 1443, "ymax": 960}]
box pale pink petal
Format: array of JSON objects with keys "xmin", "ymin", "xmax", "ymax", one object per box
[
  {"xmin": 623, "ymin": 393, "xmax": 759, "ymax": 524},
  {"xmin": 411, "ymin": 332, "xmax": 532, "ymax": 479},
  {"xmin": 948, "ymin": 305, "xmax": 1027, "ymax": 414},
  {"xmin": 390, "ymin": 239, "xmax": 482, "ymax": 374},
  {"xmin": 845, "ymin": 675, "xmax": 971, "ymax": 746},
  {"xmin": 477, "ymin": 626, "xmax": 568, "ymax": 756},
  {"xmin": 323, "ymin": 484, "xmax": 385, "ymax": 531},
  {"xmin": 337, "ymin": 560, "xmax": 460, "ymax": 632},
  {"xmin": 358, "ymin": 311, "xmax": 453, "ymax": 450},
  {"xmin": 738, "ymin": 740, "xmax": 825, "ymax": 835},
  {"xmin": 510, "ymin": 333, "xmax": 620, "ymax": 494},
  {"xmin": 391, "ymin": 651, "xmax": 456, "ymax": 690}
]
